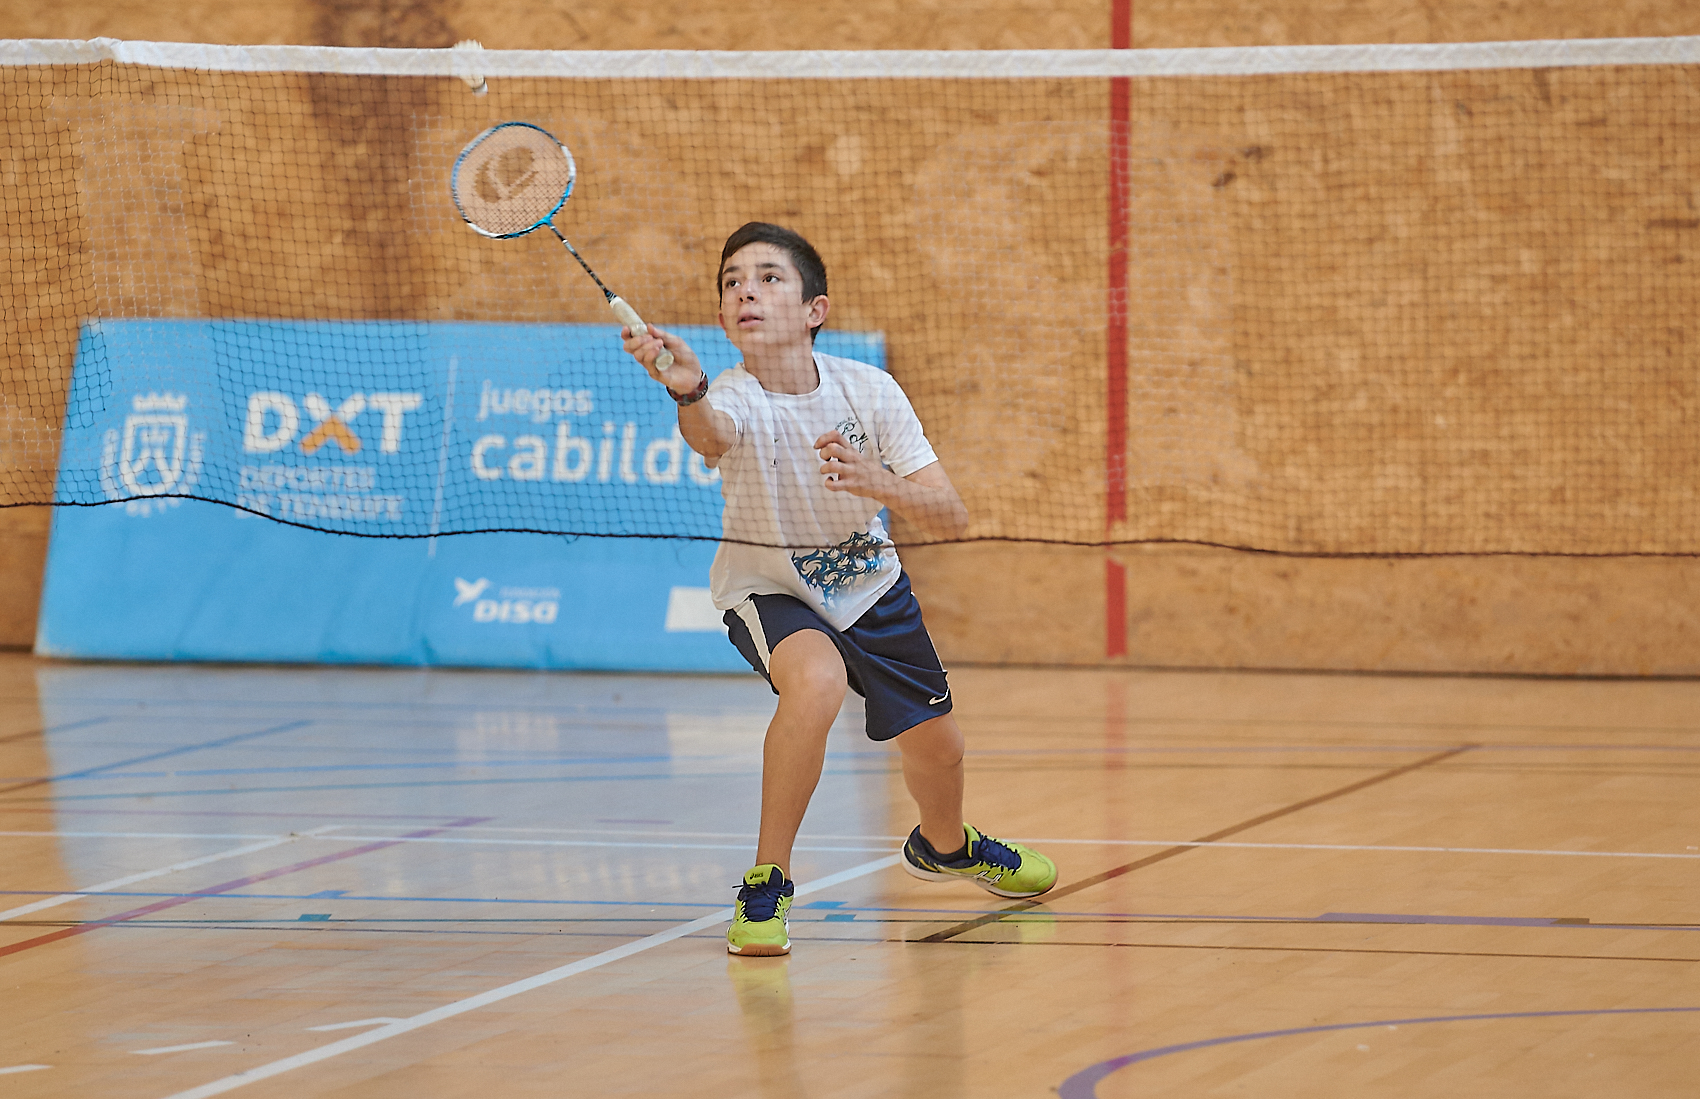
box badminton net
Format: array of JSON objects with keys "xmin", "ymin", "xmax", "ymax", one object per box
[{"xmin": 2, "ymin": 37, "xmax": 1698, "ymax": 554}]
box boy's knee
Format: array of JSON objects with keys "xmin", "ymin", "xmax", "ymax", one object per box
[
  {"xmin": 770, "ymin": 630, "xmax": 847, "ymax": 705},
  {"xmin": 899, "ymin": 715, "xmax": 964, "ymax": 767}
]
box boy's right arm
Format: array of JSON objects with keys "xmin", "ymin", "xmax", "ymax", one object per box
[{"xmin": 621, "ymin": 324, "xmax": 737, "ymax": 464}]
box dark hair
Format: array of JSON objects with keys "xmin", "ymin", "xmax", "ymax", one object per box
[{"xmin": 717, "ymin": 222, "xmax": 828, "ymax": 341}]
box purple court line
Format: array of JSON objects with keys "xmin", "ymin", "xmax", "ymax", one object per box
[
  {"xmin": 1057, "ymin": 1006, "xmax": 1700, "ymax": 1099},
  {"xmin": 0, "ymin": 815, "xmax": 491, "ymax": 960}
]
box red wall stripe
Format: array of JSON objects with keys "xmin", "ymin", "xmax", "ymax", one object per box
[{"xmin": 1106, "ymin": 0, "xmax": 1132, "ymax": 658}]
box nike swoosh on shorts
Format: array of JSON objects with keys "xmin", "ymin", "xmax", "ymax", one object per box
[{"xmin": 928, "ymin": 690, "xmax": 949, "ymax": 705}]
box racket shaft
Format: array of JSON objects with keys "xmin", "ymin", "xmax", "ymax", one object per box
[{"xmin": 609, "ymin": 297, "xmax": 676, "ymax": 372}]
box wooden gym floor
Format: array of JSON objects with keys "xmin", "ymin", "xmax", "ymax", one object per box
[{"xmin": 0, "ymin": 652, "xmax": 1695, "ymax": 1097}]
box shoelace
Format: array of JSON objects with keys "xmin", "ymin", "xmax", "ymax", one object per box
[
  {"xmin": 968, "ymin": 832, "xmax": 1022, "ymax": 871},
  {"xmin": 737, "ymin": 876, "xmax": 794, "ymax": 922}
]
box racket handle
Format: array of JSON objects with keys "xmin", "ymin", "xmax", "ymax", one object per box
[{"xmin": 609, "ymin": 297, "xmax": 675, "ymax": 373}]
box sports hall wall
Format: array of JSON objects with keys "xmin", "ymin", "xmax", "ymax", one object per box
[{"xmin": 2, "ymin": 0, "xmax": 1697, "ymax": 675}]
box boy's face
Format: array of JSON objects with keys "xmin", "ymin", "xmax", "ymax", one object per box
[{"xmin": 717, "ymin": 242, "xmax": 827, "ymax": 353}]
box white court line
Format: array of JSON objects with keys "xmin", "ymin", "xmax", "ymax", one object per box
[
  {"xmin": 133, "ymin": 1042, "xmax": 235, "ymax": 1056},
  {"xmin": 160, "ymin": 854, "xmax": 901, "ymax": 1099},
  {"xmin": 1018, "ymin": 838, "xmax": 1700, "ymax": 860},
  {"xmin": 0, "ymin": 826, "xmax": 341, "ymax": 922},
  {"xmin": 0, "ymin": 1064, "xmax": 53, "ymax": 1075},
  {"xmin": 304, "ymin": 1018, "xmax": 402, "ymax": 1032},
  {"xmin": 288, "ymin": 828, "xmax": 1700, "ymax": 862},
  {"xmin": 0, "ymin": 831, "xmax": 276, "ymax": 840},
  {"xmin": 315, "ymin": 834, "xmax": 891, "ymax": 853}
]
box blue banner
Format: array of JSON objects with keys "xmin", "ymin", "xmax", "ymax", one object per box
[{"xmin": 39, "ymin": 321, "xmax": 884, "ymax": 670}]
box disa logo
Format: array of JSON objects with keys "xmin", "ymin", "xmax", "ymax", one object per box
[{"xmin": 453, "ymin": 577, "xmax": 559, "ymax": 624}]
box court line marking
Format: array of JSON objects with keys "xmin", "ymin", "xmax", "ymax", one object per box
[
  {"xmin": 312, "ymin": 833, "xmax": 1700, "ymax": 862},
  {"xmin": 921, "ymin": 744, "xmax": 1476, "ymax": 943},
  {"xmin": 75, "ymin": 739, "xmax": 1700, "ymax": 780},
  {"xmin": 38, "ymin": 807, "xmax": 469, "ymax": 821},
  {"xmin": 0, "ymin": 830, "xmax": 278, "ymax": 840},
  {"xmin": 304, "ymin": 1018, "xmax": 402, "ymax": 1032},
  {"xmin": 310, "ymin": 834, "xmax": 893, "ymax": 853},
  {"xmin": 134, "ymin": 1042, "xmax": 236, "ymax": 1056},
  {"xmin": 84, "ymin": 754, "xmax": 677, "ymax": 780},
  {"xmin": 0, "ymin": 818, "xmax": 488, "ymax": 957},
  {"xmin": 1055, "ymin": 1006, "xmax": 1700, "ymax": 1099},
  {"xmin": 160, "ymin": 854, "xmax": 901, "ymax": 1099},
  {"xmin": 944, "ymin": 939, "xmax": 1700, "ymax": 963},
  {"xmin": 0, "ymin": 719, "xmax": 313, "ymax": 796},
  {"xmin": 23, "ymin": 692, "xmax": 1700, "ymax": 736},
  {"xmin": 0, "ymin": 716, "xmax": 108, "ymax": 746},
  {"xmin": 8, "ymin": 826, "xmax": 1691, "ymax": 863},
  {"xmin": 0, "ymin": 832, "xmax": 322, "ymax": 922},
  {"xmin": 0, "ymin": 1064, "xmax": 53, "ymax": 1074},
  {"xmin": 1023, "ymin": 839, "xmax": 1700, "ymax": 860}
]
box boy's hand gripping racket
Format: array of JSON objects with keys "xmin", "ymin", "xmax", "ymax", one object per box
[{"xmin": 450, "ymin": 122, "xmax": 674, "ymax": 376}]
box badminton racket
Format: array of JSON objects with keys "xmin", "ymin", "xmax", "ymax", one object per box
[{"xmin": 450, "ymin": 122, "xmax": 674, "ymax": 374}]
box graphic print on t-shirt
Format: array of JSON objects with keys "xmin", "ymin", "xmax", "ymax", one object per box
[
  {"xmin": 791, "ymin": 530, "xmax": 885, "ymax": 608},
  {"xmin": 835, "ymin": 417, "xmax": 869, "ymax": 454}
]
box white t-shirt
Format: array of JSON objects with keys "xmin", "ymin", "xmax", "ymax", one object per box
[{"xmin": 705, "ymin": 351, "xmax": 939, "ymax": 630}]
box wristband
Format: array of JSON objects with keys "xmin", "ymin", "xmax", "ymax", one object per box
[{"xmin": 670, "ymin": 371, "xmax": 710, "ymax": 406}]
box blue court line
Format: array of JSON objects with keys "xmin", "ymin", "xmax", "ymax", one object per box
[
  {"xmin": 31, "ymin": 766, "xmax": 913, "ymax": 801},
  {"xmin": 35, "ymin": 696, "xmax": 1700, "ymax": 732},
  {"xmin": 1056, "ymin": 1006, "xmax": 1700, "ymax": 1099},
  {"xmin": 2, "ymin": 889, "xmax": 1690, "ymax": 930},
  {"xmin": 0, "ymin": 889, "xmax": 720, "ymax": 908},
  {"xmin": 36, "ymin": 722, "xmax": 1698, "ymax": 759},
  {"xmin": 80, "ymin": 754, "xmax": 678, "ymax": 779},
  {"xmin": 37, "ymin": 717, "xmax": 111, "ymax": 735},
  {"xmin": 29, "ymin": 719, "xmax": 314, "ymax": 784},
  {"xmin": 42, "ymin": 807, "xmax": 478, "ymax": 822}
]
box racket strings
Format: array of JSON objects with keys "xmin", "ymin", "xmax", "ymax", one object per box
[{"xmin": 451, "ymin": 123, "xmax": 575, "ymax": 239}]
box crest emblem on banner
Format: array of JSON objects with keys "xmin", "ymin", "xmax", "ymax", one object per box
[{"xmin": 101, "ymin": 392, "xmax": 206, "ymax": 516}]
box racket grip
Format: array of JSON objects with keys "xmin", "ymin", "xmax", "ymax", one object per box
[{"xmin": 609, "ymin": 297, "xmax": 675, "ymax": 373}]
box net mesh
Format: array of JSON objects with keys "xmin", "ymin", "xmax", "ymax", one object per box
[{"xmin": 4, "ymin": 42, "xmax": 1699, "ymax": 554}]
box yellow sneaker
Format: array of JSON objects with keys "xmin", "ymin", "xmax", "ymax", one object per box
[
  {"xmin": 727, "ymin": 864, "xmax": 794, "ymax": 956},
  {"xmin": 902, "ymin": 825, "xmax": 1057, "ymax": 899}
]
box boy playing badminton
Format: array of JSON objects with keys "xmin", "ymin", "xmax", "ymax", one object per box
[{"xmin": 622, "ymin": 222, "xmax": 1056, "ymax": 956}]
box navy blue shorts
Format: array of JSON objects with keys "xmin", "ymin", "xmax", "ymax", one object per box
[{"xmin": 723, "ymin": 571, "xmax": 952, "ymax": 742}]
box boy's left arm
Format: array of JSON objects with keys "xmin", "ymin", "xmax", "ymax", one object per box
[{"xmin": 814, "ymin": 431, "xmax": 969, "ymax": 541}]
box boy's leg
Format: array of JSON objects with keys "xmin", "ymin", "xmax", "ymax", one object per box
[
  {"xmin": 755, "ymin": 628, "xmax": 848, "ymax": 877},
  {"xmin": 896, "ymin": 714, "xmax": 1058, "ymax": 900},
  {"xmin": 895, "ymin": 713, "xmax": 966, "ymax": 855}
]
